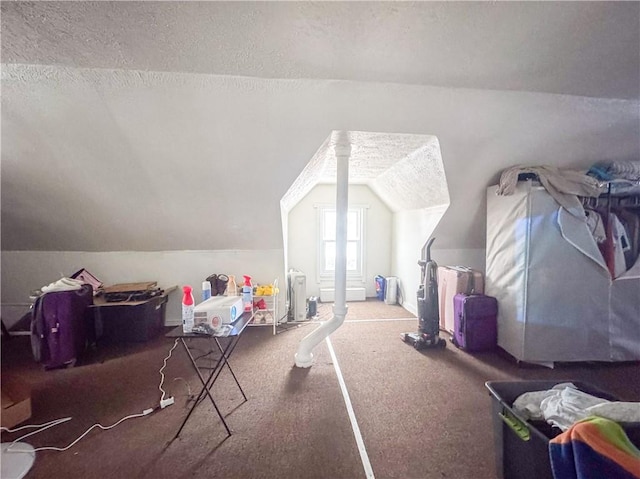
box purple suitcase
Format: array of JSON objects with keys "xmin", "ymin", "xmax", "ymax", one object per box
[
  {"xmin": 31, "ymin": 285, "xmax": 93, "ymax": 369},
  {"xmin": 452, "ymin": 293, "xmax": 498, "ymax": 351}
]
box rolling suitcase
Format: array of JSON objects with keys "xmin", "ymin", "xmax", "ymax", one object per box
[
  {"xmin": 451, "ymin": 293, "xmax": 497, "ymax": 352},
  {"xmin": 437, "ymin": 266, "xmax": 484, "ymax": 334},
  {"xmin": 31, "ymin": 285, "xmax": 93, "ymax": 369}
]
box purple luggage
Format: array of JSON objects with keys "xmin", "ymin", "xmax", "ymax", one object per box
[
  {"xmin": 451, "ymin": 293, "xmax": 498, "ymax": 351},
  {"xmin": 31, "ymin": 285, "xmax": 93, "ymax": 369},
  {"xmin": 437, "ymin": 265, "xmax": 485, "ymax": 334}
]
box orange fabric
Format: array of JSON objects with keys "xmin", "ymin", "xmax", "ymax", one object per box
[{"xmin": 551, "ymin": 421, "xmax": 640, "ymax": 477}]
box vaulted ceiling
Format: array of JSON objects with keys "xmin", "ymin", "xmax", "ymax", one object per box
[
  {"xmin": 2, "ymin": 1, "xmax": 639, "ymax": 252},
  {"xmin": 3, "ymin": 2, "xmax": 639, "ymax": 99}
]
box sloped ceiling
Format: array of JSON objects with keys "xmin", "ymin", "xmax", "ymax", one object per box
[
  {"xmin": 2, "ymin": 1, "xmax": 639, "ymax": 252},
  {"xmin": 281, "ymin": 131, "xmax": 449, "ymax": 213},
  {"xmin": 3, "ymin": 1, "xmax": 639, "ymax": 99}
]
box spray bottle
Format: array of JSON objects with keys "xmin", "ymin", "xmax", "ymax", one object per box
[
  {"xmin": 242, "ymin": 275, "xmax": 253, "ymax": 313},
  {"xmin": 182, "ymin": 285, "xmax": 195, "ymax": 333}
]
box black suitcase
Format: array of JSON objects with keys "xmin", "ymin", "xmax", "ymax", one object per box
[{"xmin": 31, "ymin": 285, "xmax": 93, "ymax": 369}]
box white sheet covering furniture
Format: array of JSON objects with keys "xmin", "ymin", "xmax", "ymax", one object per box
[{"xmin": 485, "ymin": 181, "xmax": 640, "ymax": 366}]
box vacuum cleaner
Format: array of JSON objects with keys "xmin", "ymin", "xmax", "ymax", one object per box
[{"xmin": 401, "ymin": 237, "xmax": 447, "ymax": 350}]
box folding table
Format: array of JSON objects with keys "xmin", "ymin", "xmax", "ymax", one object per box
[{"xmin": 166, "ymin": 312, "xmax": 252, "ymax": 439}]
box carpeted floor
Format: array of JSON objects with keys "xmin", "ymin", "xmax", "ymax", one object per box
[
  {"xmin": 1, "ymin": 301, "xmax": 638, "ymax": 479},
  {"xmin": 315, "ymin": 298, "xmax": 415, "ymax": 321}
]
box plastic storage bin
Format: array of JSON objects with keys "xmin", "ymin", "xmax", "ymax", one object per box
[
  {"xmin": 374, "ymin": 275, "xmax": 386, "ymax": 301},
  {"xmin": 93, "ymin": 295, "xmax": 168, "ymax": 342},
  {"xmin": 485, "ymin": 380, "xmax": 640, "ymax": 479}
]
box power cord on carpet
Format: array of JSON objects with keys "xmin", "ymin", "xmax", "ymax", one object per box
[
  {"xmin": 2, "ymin": 411, "xmax": 153, "ymax": 453},
  {"xmin": 158, "ymin": 338, "xmax": 180, "ymax": 408},
  {"xmin": 2, "ymin": 338, "xmax": 191, "ymax": 455}
]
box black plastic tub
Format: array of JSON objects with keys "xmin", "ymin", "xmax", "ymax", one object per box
[{"xmin": 485, "ymin": 380, "xmax": 640, "ymax": 479}]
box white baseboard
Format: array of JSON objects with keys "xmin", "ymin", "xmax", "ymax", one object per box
[
  {"xmin": 319, "ymin": 288, "xmax": 366, "ymax": 303},
  {"xmin": 165, "ymin": 318, "xmax": 181, "ymax": 327}
]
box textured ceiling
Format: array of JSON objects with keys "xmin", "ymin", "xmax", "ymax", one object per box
[
  {"xmin": 281, "ymin": 131, "xmax": 449, "ymax": 213},
  {"xmin": 2, "ymin": 1, "xmax": 639, "ymax": 99},
  {"xmin": 1, "ymin": 2, "xmax": 639, "ymax": 252},
  {"xmin": 320, "ymin": 131, "xmax": 444, "ymax": 184}
]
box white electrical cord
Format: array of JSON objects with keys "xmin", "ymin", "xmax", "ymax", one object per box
[
  {"xmin": 1, "ymin": 417, "xmax": 72, "ymax": 434},
  {"xmin": 159, "ymin": 338, "xmax": 180, "ymax": 402},
  {"xmin": 2, "ymin": 338, "xmax": 184, "ymax": 455},
  {"xmin": 3, "ymin": 411, "xmax": 152, "ymax": 453}
]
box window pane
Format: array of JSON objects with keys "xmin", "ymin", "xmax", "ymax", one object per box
[
  {"xmin": 319, "ymin": 207, "xmax": 363, "ymax": 277},
  {"xmin": 325, "ymin": 209, "xmax": 359, "ymax": 240},
  {"xmin": 324, "ymin": 241, "xmax": 335, "ymax": 270},
  {"xmin": 346, "ymin": 241, "xmax": 358, "ymax": 270},
  {"xmin": 323, "ymin": 211, "xmax": 336, "ymax": 240},
  {"xmin": 347, "ymin": 211, "xmax": 359, "ymax": 240},
  {"xmin": 326, "ymin": 242, "xmax": 358, "ymax": 271}
]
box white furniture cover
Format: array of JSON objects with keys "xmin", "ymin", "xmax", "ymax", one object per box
[{"xmin": 485, "ymin": 181, "xmax": 640, "ymax": 366}]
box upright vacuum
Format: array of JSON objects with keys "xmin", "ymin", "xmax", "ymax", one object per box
[{"xmin": 401, "ymin": 237, "xmax": 447, "ymax": 350}]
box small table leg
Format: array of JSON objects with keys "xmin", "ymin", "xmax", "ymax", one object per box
[
  {"xmin": 173, "ymin": 338, "xmax": 231, "ymax": 439},
  {"xmin": 212, "ymin": 337, "xmax": 248, "ymax": 402}
]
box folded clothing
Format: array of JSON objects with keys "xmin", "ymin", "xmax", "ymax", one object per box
[
  {"xmin": 588, "ymin": 160, "xmax": 640, "ymax": 196},
  {"xmin": 588, "ymin": 160, "xmax": 640, "ymax": 183},
  {"xmin": 41, "ymin": 277, "xmax": 85, "ymax": 293}
]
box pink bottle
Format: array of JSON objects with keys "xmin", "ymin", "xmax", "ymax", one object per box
[
  {"xmin": 242, "ymin": 275, "xmax": 253, "ymax": 312},
  {"xmin": 182, "ymin": 285, "xmax": 195, "ymax": 333}
]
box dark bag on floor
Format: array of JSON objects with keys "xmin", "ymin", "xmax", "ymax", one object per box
[
  {"xmin": 31, "ymin": 285, "xmax": 93, "ymax": 369},
  {"xmin": 451, "ymin": 293, "xmax": 498, "ymax": 352}
]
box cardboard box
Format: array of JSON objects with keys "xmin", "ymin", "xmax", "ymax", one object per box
[
  {"xmin": 1, "ymin": 377, "xmax": 32, "ymax": 429},
  {"xmin": 194, "ymin": 296, "xmax": 243, "ymax": 332}
]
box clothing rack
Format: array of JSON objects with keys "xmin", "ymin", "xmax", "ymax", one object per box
[
  {"xmin": 580, "ymin": 179, "xmax": 640, "ymax": 208},
  {"xmin": 618, "ymin": 195, "xmax": 640, "ymax": 208}
]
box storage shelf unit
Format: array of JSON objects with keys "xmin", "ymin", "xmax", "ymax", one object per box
[{"xmin": 248, "ymin": 279, "xmax": 281, "ymax": 335}]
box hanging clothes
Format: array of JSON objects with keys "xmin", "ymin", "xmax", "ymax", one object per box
[
  {"xmin": 584, "ymin": 209, "xmax": 606, "ymax": 245},
  {"xmin": 601, "ymin": 212, "xmax": 631, "ymax": 279},
  {"xmin": 612, "ymin": 214, "xmax": 631, "ymax": 276},
  {"xmin": 614, "ymin": 208, "xmax": 640, "ymax": 270}
]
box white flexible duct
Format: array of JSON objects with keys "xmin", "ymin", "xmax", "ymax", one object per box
[{"xmin": 295, "ymin": 131, "xmax": 351, "ymax": 368}]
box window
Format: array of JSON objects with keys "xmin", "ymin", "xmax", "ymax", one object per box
[{"xmin": 318, "ymin": 206, "xmax": 365, "ymax": 280}]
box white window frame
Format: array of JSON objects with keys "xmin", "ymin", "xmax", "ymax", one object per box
[{"xmin": 316, "ymin": 204, "xmax": 367, "ymax": 283}]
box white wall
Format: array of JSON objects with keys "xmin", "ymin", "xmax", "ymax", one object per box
[
  {"xmin": 2, "ymin": 65, "xmax": 638, "ymax": 325},
  {"xmin": 287, "ymin": 182, "xmax": 482, "ymax": 317},
  {"xmin": 430, "ymin": 248, "xmax": 487, "ymax": 274},
  {"xmin": 3, "ymin": 64, "xmax": 638, "ymax": 254},
  {"xmin": 287, "ymin": 184, "xmax": 392, "ymax": 298},
  {"xmin": 391, "ymin": 206, "xmax": 448, "ymax": 314},
  {"xmin": 1, "ymin": 250, "xmax": 285, "ymax": 327}
]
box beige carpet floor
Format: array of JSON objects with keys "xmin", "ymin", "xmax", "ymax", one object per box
[{"xmin": 2, "ymin": 301, "xmax": 638, "ymax": 479}]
